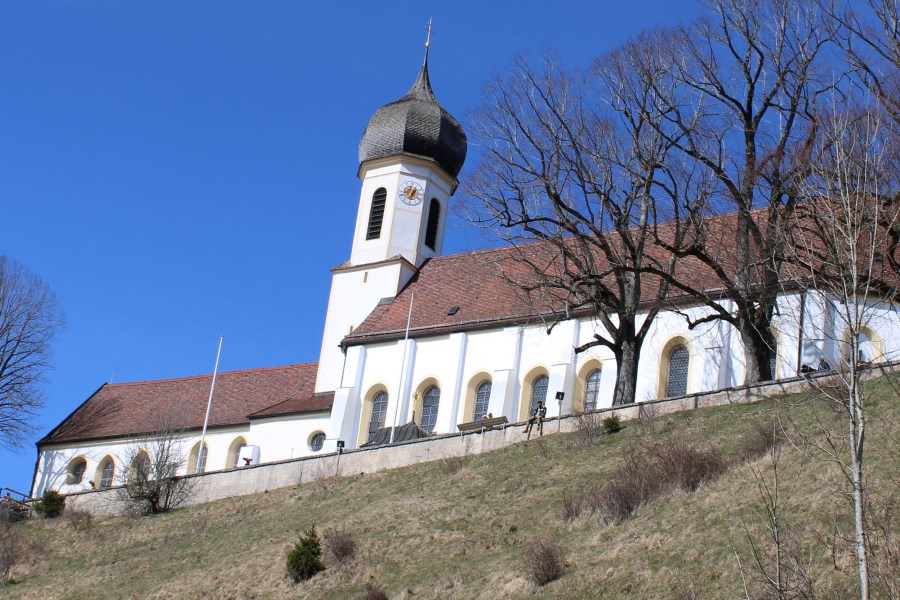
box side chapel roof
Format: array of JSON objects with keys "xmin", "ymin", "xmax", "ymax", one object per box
[{"xmin": 39, "ymin": 363, "xmax": 331, "ymax": 446}]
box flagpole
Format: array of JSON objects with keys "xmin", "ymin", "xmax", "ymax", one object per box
[
  {"xmin": 390, "ymin": 292, "xmax": 414, "ymax": 444},
  {"xmin": 197, "ymin": 335, "xmax": 223, "ymax": 473}
]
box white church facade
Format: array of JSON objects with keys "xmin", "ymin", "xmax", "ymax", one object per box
[{"xmin": 31, "ymin": 55, "xmax": 900, "ymax": 498}]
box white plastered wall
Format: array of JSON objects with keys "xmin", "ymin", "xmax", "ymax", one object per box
[
  {"xmin": 32, "ymin": 426, "xmax": 248, "ymax": 498},
  {"xmin": 245, "ymin": 412, "xmax": 332, "ymax": 462}
]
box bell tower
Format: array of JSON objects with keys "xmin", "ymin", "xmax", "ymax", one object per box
[{"xmin": 315, "ymin": 30, "xmax": 467, "ymax": 393}]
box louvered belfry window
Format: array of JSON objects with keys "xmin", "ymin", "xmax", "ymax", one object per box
[
  {"xmin": 366, "ymin": 188, "xmax": 387, "ymax": 240},
  {"xmin": 424, "ymin": 198, "xmax": 440, "ymax": 250},
  {"xmin": 666, "ymin": 346, "xmax": 690, "ymax": 397}
]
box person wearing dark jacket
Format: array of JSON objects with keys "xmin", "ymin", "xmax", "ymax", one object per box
[{"xmin": 523, "ymin": 401, "xmax": 547, "ymax": 436}]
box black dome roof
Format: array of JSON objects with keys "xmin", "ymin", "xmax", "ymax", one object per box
[{"xmin": 358, "ymin": 62, "xmax": 467, "ymax": 179}]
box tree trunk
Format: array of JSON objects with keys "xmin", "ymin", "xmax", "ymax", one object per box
[
  {"xmin": 612, "ymin": 323, "xmax": 641, "ymax": 406},
  {"xmin": 738, "ymin": 316, "xmax": 774, "ymax": 384}
]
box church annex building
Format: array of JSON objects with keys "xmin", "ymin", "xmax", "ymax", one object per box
[{"xmin": 31, "ymin": 55, "xmax": 900, "ymax": 498}]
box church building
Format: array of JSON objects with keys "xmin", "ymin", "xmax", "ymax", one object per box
[{"xmin": 30, "ymin": 51, "xmax": 900, "ymax": 498}]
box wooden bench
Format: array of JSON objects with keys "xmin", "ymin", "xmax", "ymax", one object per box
[{"xmin": 457, "ymin": 416, "xmax": 509, "ymax": 433}]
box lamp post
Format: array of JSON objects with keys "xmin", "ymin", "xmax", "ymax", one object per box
[{"xmin": 555, "ymin": 391, "xmax": 565, "ymax": 433}]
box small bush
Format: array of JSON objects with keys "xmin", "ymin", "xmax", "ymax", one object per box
[
  {"xmin": 362, "ymin": 583, "xmax": 389, "ymax": 600},
  {"xmin": 602, "ymin": 414, "xmax": 622, "ymax": 434},
  {"xmin": 66, "ymin": 509, "xmax": 94, "ymax": 533},
  {"xmin": 34, "ymin": 490, "xmax": 65, "ymax": 518},
  {"xmin": 323, "ymin": 526, "xmax": 357, "ymax": 564},
  {"xmin": 560, "ymin": 490, "xmax": 584, "ymax": 522},
  {"xmin": 654, "ymin": 440, "xmax": 726, "ymax": 492},
  {"xmin": 0, "ymin": 522, "xmax": 28, "ymax": 585},
  {"xmin": 738, "ymin": 421, "xmax": 779, "ymax": 462},
  {"xmin": 523, "ymin": 538, "xmax": 566, "ymax": 586},
  {"xmin": 286, "ymin": 526, "xmax": 324, "ymax": 583},
  {"xmin": 572, "ymin": 411, "xmax": 605, "ymax": 447},
  {"xmin": 438, "ymin": 455, "xmax": 464, "ymax": 475},
  {"xmin": 598, "ymin": 459, "xmax": 654, "ymax": 523},
  {"xmin": 595, "ymin": 439, "xmax": 726, "ymax": 523}
]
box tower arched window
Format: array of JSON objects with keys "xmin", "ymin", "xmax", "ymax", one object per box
[
  {"xmin": 666, "ymin": 346, "xmax": 690, "ymax": 397},
  {"xmin": 424, "ymin": 198, "xmax": 440, "ymax": 250},
  {"xmin": 420, "ymin": 385, "xmax": 440, "ymax": 432},
  {"xmin": 366, "ymin": 187, "xmax": 387, "ymax": 240},
  {"xmin": 530, "ymin": 375, "xmax": 549, "ymax": 416},
  {"xmin": 368, "ymin": 391, "xmax": 388, "ymax": 442},
  {"xmin": 584, "ymin": 369, "xmax": 602, "ymax": 411},
  {"xmin": 474, "ymin": 381, "xmax": 492, "ymax": 420}
]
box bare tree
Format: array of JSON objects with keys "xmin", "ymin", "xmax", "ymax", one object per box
[
  {"xmin": 737, "ymin": 423, "xmax": 815, "ymax": 599},
  {"xmin": 827, "ymin": 0, "xmax": 900, "ymax": 125},
  {"xmin": 463, "ymin": 48, "xmax": 694, "ymax": 406},
  {"xmin": 782, "ymin": 101, "xmax": 899, "ymax": 600},
  {"xmin": 825, "ymin": 0, "xmax": 900, "ymax": 281},
  {"xmin": 0, "ymin": 256, "xmax": 65, "ymax": 449},
  {"xmin": 634, "ymin": 0, "xmax": 829, "ymax": 384},
  {"xmin": 117, "ymin": 423, "xmax": 195, "ymax": 515}
]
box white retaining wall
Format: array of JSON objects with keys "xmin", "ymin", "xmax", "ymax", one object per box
[{"xmin": 65, "ymin": 365, "xmax": 896, "ymax": 517}]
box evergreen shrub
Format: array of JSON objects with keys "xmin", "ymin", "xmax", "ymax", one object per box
[
  {"xmin": 602, "ymin": 414, "xmax": 622, "ymax": 434},
  {"xmin": 34, "ymin": 490, "xmax": 65, "ymax": 518},
  {"xmin": 286, "ymin": 526, "xmax": 324, "ymax": 583}
]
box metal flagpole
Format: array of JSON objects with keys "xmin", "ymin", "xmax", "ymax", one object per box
[
  {"xmin": 390, "ymin": 292, "xmax": 414, "ymax": 444},
  {"xmin": 197, "ymin": 336, "xmax": 224, "ymax": 473}
]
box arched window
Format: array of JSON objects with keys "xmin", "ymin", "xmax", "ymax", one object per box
[
  {"xmin": 584, "ymin": 369, "xmax": 602, "ymax": 411},
  {"xmin": 666, "ymin": 346, "xmax": 690, "ymax": 397},
  {"xmin": 230, "ymin": 440, "xmax": 247, "ymax": 468},
  {"xmin": 131, "ymin": 451, "xmax": 151, "ymax": 481},
  {"xmin": 98, "ymin": 457, "xmax": 115, "ymax": 489},
  {"xmin": 530, "ymin": 375, "xmax": 549, "ymax": 416},
  {"xmin": 68, "ymin": 458, "xmax": 87, "ymax": 485},
  {"xmin": 849, "ymin": 328, "xmax": 880, "ymax": 365},
  {"xmin": 767, "ymin": 340, "xmax": 778, "ymax": 381},
  {"xmin": 425, "ymin": 198, "xmax": 441, "ymax": 250},
  {"xmin": 368, "ymin": 391, "xmax": 388, "ymax": 442},
  {"xmin": 309, "ymin": 432, "xmax": 326, "ymax": 452},
  {"xmin": 474, "ymin": 381, "xmax": 492, "ymax": 420},
  {"xmin": 189, "ymin": 442, "xmax": 209, "ymax": 474},
  {"xmin": 420, "ymin": 385, "xmax": 440, "ymax": 432},
  {"xmin": 366, "ymin": 187, "xmax": 387, "ymax": 240}
]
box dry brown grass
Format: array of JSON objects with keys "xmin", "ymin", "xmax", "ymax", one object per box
[{"xmin": 2, "ymin": 379, "xmax": 897, "ymax": 599}]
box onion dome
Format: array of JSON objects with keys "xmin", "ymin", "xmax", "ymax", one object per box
[{"xmin": 358, "ymin": 61, "xmax": 467, "ymax": 179}]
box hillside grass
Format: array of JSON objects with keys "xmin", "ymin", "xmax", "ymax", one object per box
[{"xmin": 4, "ymin": 376, "xmax": 899, "ymax": 599}]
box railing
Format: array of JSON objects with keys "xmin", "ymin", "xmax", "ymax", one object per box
[{"xmin": 1, "ymin": 486, "xmax": 33, "ymax": 519}]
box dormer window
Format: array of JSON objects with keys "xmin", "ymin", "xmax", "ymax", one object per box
[{"xmin": 366, "ymin": 188, "xmax": 387, "ymax": 240}]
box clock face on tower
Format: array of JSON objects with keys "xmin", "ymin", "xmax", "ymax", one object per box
[{"xmin": 398, "ymin": 181, "xmax": 424, "ymax": 206}]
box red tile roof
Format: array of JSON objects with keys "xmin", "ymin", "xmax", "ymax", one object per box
[
  {"xmin": 40, "ymin": 363, "xmax": 332, "ymax": 446},
  {"xmin": 342, "ymin": 228, "xmax": 727, "ymax": 346}
]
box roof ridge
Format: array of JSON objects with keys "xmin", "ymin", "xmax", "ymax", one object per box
[{"xmin": 106, "ymin": 362, "xmax": 319, "ymax": 388}]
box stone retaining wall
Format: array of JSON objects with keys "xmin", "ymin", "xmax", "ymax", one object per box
[{"xmin": 65, "ymin": 364, "xmax": 894, "ymax": 516}]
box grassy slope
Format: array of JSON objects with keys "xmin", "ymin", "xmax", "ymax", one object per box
[{"xmin": 6, "ymin": 379, "xmax": 898, "ymax": 599}]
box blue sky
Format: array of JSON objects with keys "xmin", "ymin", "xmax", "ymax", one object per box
[{"xmin": 0, "ymin": 1, "xmax": 702, "ymax": 492}]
